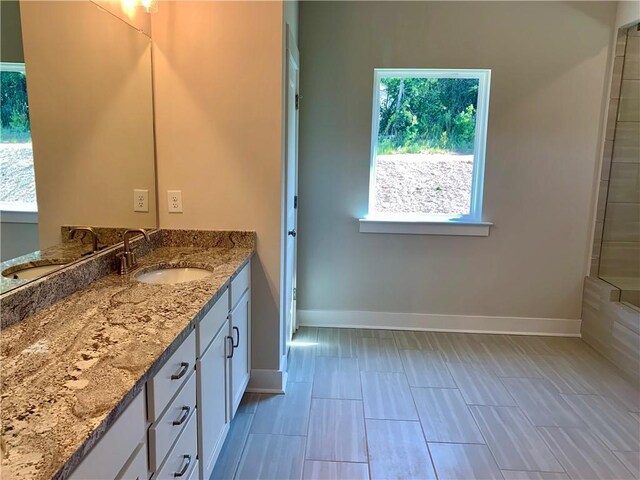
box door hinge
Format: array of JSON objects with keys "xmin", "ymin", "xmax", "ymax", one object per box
[
  {"xmin": 294, "ymin": 195, "xmax": 298, "ymax": 209},
  {"xmin": 293, "ymin": 287, "xmax": 297, "ymax": 301},
  {"xmin": 295, "ymin": 94, "xmax": 299, "ymax": 110}
]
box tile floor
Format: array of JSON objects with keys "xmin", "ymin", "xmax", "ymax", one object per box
[{"xmin": 211, "ymin": 328, "xmax": 640, "ymax": 480}]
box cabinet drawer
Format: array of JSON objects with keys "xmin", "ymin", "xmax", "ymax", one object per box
[
  {"xmin": 197, "ymin": 289, "xmax": 229, "ymax": 357},
  {"xmin": 149, "ymin": 371, "xmax": 196, "ymax": 472},
  {"xmin": 147, "ymin": 330, "xmax": 196, "ymax": 421},
  {"xmin": 154, "ymin": 410, "xmax": 197, "ymax": 480},
  {"xmin": 230, "ymin": 263, "xmax": 250, "ymax": 309},
  {"xmin": 116, "ymin": 441, "xmax": 147, "ymax": 480},
  {"xmin": 70, "ymin": 390, "xmax": 145, "ymax": 480}
]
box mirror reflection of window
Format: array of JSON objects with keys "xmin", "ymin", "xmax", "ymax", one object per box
[{"xmin": 0, "ymin": 62, "xmax": 37, "ymax": 214}]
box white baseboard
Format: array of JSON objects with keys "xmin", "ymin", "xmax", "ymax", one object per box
[
  {"xmin": 246, "ymin": 368, "xmax": 287, "ymax": 394},
  {"xmin": 298, "ymin": 309, "xmax": 582, "ymax": 337}
]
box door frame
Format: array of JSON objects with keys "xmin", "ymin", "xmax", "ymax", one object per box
[{"xmin": 281, "ymin": 23, "xmax": 300, "ymax": 360}]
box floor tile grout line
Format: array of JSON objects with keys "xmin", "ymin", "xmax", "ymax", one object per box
[
  {"xmin": 532, "ymin": 425, "xmax": 637, "ymax": 479},
  {"xmin": 355, "ymin": 343, "xmax": 373, "ymax": 480},
  {"xmin": 404, "ymin": 353, "xmax": 442, "ymax": 480},
  {"xmin": 555, "ymin": 393, "xmax": 640, "ymax": 464},
  {"xmin": 431, "ymin": 345, "xmax": 561, "ymax": 477},
  {"xmin": 467, "ymin": 403, "xmax": 569, "ymax": 476},
  {"xmin": 228, "ymin": 411, "xmax": 255, "ymax": 480},
  {"xmin": 300, "ymin": 392, "xmax": 313, "ymax": 478}
]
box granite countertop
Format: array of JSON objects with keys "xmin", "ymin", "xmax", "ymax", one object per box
[
  {"xmin": 0, "ymin": 242, "xmax": 95, "ymax": 293},
  {"xmin": 0, "ymin": 243, "xmax": 254, "ymax": 480},
  {"xmin": 0, "ymin": 227, "xmax": 156, "ymax": 293}
]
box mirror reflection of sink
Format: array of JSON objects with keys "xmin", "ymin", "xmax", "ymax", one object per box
[
  {"xmin": 3, "ymin": 263, "xmax": 67, "ymax": 280},
  {"xmin": 135, "ymin": 267, "xmax": 214, "ymax": 285}
]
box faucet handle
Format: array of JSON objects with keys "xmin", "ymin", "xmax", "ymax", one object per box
[
  {"xmin": 128, "ymin": 247, "xmax": 139, "ymax": 269},
  {"xmin": 116, "ymin": 252, "xmax": 129, "ymax": 275}
]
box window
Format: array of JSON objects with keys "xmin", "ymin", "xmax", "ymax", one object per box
[
  {"xmin": 1, "ymin": 62, "xmax": 37, "ymax": 215},
  {"xmin": 361, "ymin": 68, "xmax": 491, "ymax": 235}
]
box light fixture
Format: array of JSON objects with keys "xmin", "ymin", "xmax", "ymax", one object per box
[
  {"xmin": 120, "ymin": 0, "xmax": 138, "ymax": 18},
  {"xmin": 139, "ymin": 0, "xmax": 158, "ymax": 13},
  {"xmin": 120, "ymin": 0, "xmax": 158, "ymax": 15}
]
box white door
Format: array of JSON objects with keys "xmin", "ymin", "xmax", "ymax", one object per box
[{"xmin": 283, "ymin": 25, "xmax": 300, "ymax": 353}]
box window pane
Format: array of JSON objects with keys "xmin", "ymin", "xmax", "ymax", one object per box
[
  {"xmin": 0, "ymin": 67, "xmax": 36, "ymax": 208},
  {"xmin": 374, "ymin": 76, "xmax": 479, "ymax": 216}
]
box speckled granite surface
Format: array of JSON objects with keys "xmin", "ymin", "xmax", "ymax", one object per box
[
  {"xmin": 59, "ymin": 226, "xmax": 148, "ymax": 249},
  {"xmin": 1, "ymin": 227, "xmax": 151, "ymax": 293},
  {"xmin": 0, "ymin": 231, "xmax": 255, "ymax": 480},
  {"xmin": 0, "ymin": 231, "xmax": 161, "ymax": 329},
  {"xmin": 1, "ymin": 242, "xmax": 97, "ymax": 293}
]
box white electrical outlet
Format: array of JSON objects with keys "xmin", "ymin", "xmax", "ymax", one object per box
[
  {"xmin": 167, "ymin": 190, "xmax": 183, "ymax": 213},
  {"xmin": 134, "ymin": 189, "xmax": 149, "ymax": 212}
]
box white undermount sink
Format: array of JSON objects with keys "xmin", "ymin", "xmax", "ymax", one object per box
[
  {"xmin": 135, "ymin": 267, "xmax": 213, "ymax": 285},
  {"xmin": 3, "ymin": 263, "xmax": 67, "ymax": 280}
]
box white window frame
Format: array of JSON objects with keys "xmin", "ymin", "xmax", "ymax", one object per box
[
  {"xmin": 360, "ymin": 68, "xmax": 492, "ymax": 236},
  {"xmin": 1, "ymin": 62, "xmax": 38, "ymax": 218},
  {"xmin": 1, "ymin": 62, "xmax": 26, "ymax": 74}
]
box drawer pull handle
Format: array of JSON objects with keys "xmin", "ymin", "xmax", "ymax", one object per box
[
  {"xmin": 171, "ymin": 362, "xmax": 190, "ymax": 380},
  {"xmin": 174, "ymin": 454, "xmax": 192, "ymax": 477},
  {"xmin": 226, "ymin": 336, "xmax": 234, "ymax": 358},
  {"xmin": 172, "ymin": 406, "xmax": 191, "ymax": 426},
  {"xmin": 233, "ymin": 326, "xmax": 240, "ymax": 348}
]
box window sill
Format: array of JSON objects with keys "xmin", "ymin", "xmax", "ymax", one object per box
[
  {"xmin": 359, "ymin": 218, "xmax": 492, "ymax": 236},
  {"xmin": 0, "ymin": 203, "xmax": 38, "ymax": 224}
]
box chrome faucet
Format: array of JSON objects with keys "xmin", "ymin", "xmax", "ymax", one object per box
[
  {"xmin": 69, "ymin": 226, "xmax": 100, "ymax": 254},
  {"xmin": 118, "ymin": 228, "xmax": 150, "ymax": 275}
]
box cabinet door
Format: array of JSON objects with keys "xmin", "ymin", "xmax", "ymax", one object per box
[
  {"xmin": 70, "ymin": 391, "xmax": 146, "ymax": 480},
  {"xmin": 230, "ymin": 289, "xmax": 250, "ymax": 417},
  {"xmin": 197, "ymin": 320, "xmax": 231, "ymax": 480}
]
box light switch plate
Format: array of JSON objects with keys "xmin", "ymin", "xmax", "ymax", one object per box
[
  {"xmin": 134, "ymin": 189, "xmax": 149, "ymax": 212},
  {"xmin": 168, "ymin": 190, "xmax": 183, "ymax": 213}
]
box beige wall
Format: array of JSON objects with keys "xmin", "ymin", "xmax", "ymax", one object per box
[
  {"xmin": 297, "ymin": 1, "xmax": 617, "ymax": 322},
  {"xmin": 151, "ymin": 2, "xmax": 285, "ymax": 371},
  {"xmin": 20, "ymin": 1, "xmax": 157, "ymax": 248}
]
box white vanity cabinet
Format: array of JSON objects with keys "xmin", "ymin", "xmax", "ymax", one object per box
[
  {"xmin": 69, "ymin": 390, "xmax": 147, "ymax": 480},
  {"xmin": 197, "ymin": 262, "xmax": 251, "ymax": 480},
  {"xmin": 67, "ymin": 263, "xmax": 251, "ymax": 480}
]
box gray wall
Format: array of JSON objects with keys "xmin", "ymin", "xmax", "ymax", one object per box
[
  {"xmin": 297, "ymin": 1, "xmax": 616, "ymax": 321},
  {"xmin": 598, "ymin": 26, "xmax": 640, "ymax": 283},
  {"xmin": 1, "ymin": 1, "xmax": 23, "ymax": 63},
  {"xmin": 0, "ymin": 222, "xmax": 39, "ymax": 261}
]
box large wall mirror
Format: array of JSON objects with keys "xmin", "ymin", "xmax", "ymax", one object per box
[{"xmin": 0, "ymin": 0, "xmax": 157, "ymax": 293}]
